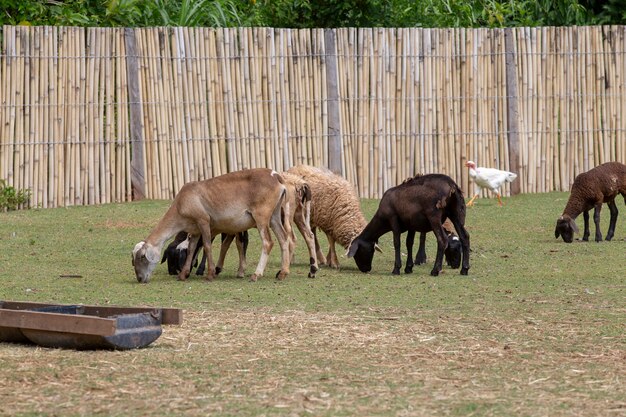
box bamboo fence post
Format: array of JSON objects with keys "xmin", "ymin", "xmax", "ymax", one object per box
[
  {"xmin": 168, "ymin": 28, "xmax": 183, "ymax": 189},
  {"xmin": 124, "ymin": 28, "xmax": 146, "ymax": 200},
  {"xmin": 504, "ymin": 28, "xmax": 521, "ymax": 195},
  {"xmin": 324, "ymin": 28, "xmax": 342, "ymax": 176}
]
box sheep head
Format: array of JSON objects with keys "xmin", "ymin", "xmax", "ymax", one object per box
[
  {"xmin": 132, "ymin": 241, "xmax": 160, "ymax": 283},
  {"xmin": 554, "ymin": 215, "xmax": 579, "ymax": 243},
  {"xmin": 347, "ymin": 237, "xmax": 376, "ymax": 273},
  {"xmin": 444, "ymin": 235, "xmax": 463, "ymax": 268}
]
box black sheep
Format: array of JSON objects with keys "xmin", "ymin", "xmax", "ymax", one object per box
[
  {"xmin": 161, "ymin": 231, "xmax": 249, "ymax": 277},
  {"xmin": 347, "ymin": 174, "xmax": 470, "ymax": 276}
]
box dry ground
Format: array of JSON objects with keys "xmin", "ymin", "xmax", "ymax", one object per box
[{"xmin": 1, "ymin": 307, "xmax": 624, "ymax": 417}]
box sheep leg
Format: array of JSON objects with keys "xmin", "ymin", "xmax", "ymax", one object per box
[
  {"xmin": 581, "ymin": 210, "xmax": 590, "ymax": 241},
  {"xmin": 178, "ymin": 234, "xmax": 201, "ymax": 281},
  {"xmin": 414, "ymin": 232, "xmax": 427, "ymax": 265},
  {"xmin": 593, "ymin": 204, "xmax": 603, "ymax": 242},
  {"xmin": 389, "ymin": 226, "xmax": 403, "ymax": 275},
  {"xmin": 197, "ymin": 222, "xmax": 218, "ymax": 281},
  {"xmin": 429, "ymin": 221, "xmax": 448, "ymax": 277},
  {"xmin": 234, "ymin": 232, "xmax": 248, "ymax": 278},
  {"xmin": 270, "ymin": 211, "xmax": 291, "ymax": 281},
  {"xmin": 449, "ymin": 218, "xmax": 471, "ymax": 276},
  {"xmin": 250, "ymin": 226, "xmax": 274, "ymax": 282},
  {"xmin": 215, "ymin": 234, "xmax": 235, "ymax": 276},
  {"xmin": 294, "ymin": 210, "xmax": 319, "ymax": 278},
  {"xmin": 326, "ymin": 234, "xmax": 340, "ymax": 269},
  {"xmin": 312, "ymin": 227, "xmax": 328, "ymax": 266},
  {"xmin": 605, "ymin": 199, "xmax": 618, "ymax": 241},
  {"xmin": 404, "ymin": 231, "xmax": 415, "ymax": 274},
  {"xmin": 195, "ymin": 251, "xmax": 207, "ymax": 276}
]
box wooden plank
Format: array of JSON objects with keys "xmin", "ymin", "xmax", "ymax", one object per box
[
  {"xmin": 0, "ymin": 309, "xmax": 117, "ymax": 336},
  {"xmin": 0, "ymin": 301, "xmax": 183, "ymax": 325}
]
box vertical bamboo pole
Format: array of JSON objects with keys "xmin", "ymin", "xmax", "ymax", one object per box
[
  {"xmin": 504, "ymin": 28, "xmax": 521, "ymax": 195},
  {"xmin": 124, "ymin": 28, "xmax": 146, "ymax": 200}
]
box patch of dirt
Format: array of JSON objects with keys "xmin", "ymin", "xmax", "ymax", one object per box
[{"xmin": 0, "ymin": 308, "xmax": 624, "ymax": 416}]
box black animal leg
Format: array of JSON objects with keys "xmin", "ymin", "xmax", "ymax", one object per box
[
  {"xmin": 593, "ymin": 204, "xmax": 603, "ymax": 242},
  {"xmin": 415, "ymin": 232, "xmax": 427, "ymax": 265},
  {"xmin": 582, "ymin": 210, "xmax": 590, "ymax": 241},
  {"xmin": 605, "ymin": 199, "xmax": 618, "ymax": 241},
  {"xmin": 405, "ymin": 231, "xmax": 415, "ymax": 274}
]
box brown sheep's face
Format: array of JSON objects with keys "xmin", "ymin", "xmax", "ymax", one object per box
[
  {"xmin": 347, "ymin": 238, "xmax": 375, "ymax": 273},
  {"xmin": 555, "ymin": 216, "xmax": 578, "ymax": 243},
  {"xmin": 132, "ymin": 241, "xmax": 160, "ymax": 283}
]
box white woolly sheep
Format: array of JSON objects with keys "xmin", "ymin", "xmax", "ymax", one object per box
[
  {"xmin": 287, "ymin": 165, "xmax": 367, "ymax": 269},
  {"xmin": 555, "ymin": 162, "xmax": 626, "ymax": 243}
]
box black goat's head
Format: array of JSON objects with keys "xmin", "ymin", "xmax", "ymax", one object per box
[
  {"xmin": 444, "ymin": 234, "xmax": 462, "ymax": 269},
  {"xmin": 347, "ymin": 237, "xmax": 377, "ymax": 273}
]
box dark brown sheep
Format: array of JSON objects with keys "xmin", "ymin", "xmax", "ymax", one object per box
[
  {"xmin": 347, "ymin": 174, "xmax": 470, "ymax": 276},
  {"xmin": 555, "ymin": 162, "xmax": 626, "ymax": 243}
]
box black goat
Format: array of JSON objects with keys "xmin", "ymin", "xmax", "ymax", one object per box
[
  {"xmin": 411, "ymin": 218, "xmax": 463, "ymax": 272},
  {"xmin": 347, "ymin": 174, "xmax": 470, "ymax": 276},
  {"xmin": 161, "ymin": 231, "xmax": 249, "ymax": 277}
]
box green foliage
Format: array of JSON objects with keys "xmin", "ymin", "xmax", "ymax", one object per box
[
  {"xmin": 0, "ymin": 180, "xmax": 31, "ymax": 211},
  {"xmin": 0, "ymin": 0, "xmax": 619, "ymax": 28}
]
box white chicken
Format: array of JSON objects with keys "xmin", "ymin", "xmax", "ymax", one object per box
[{"xmin": 465, "ymin": 161, "xmax": 517, "ymax": 206}]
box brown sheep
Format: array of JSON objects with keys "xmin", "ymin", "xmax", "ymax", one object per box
[
  {"xmin": 132, "ymin": 168, "xmax": 291, "ymax": 283},
  {"xmin": 555, "ymin": 162, "xmax": 626, "ymax": 243}
]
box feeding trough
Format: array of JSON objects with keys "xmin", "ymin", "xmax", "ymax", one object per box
[{"xmin": 0, "ymin": 301, "xmax": 182, "ymax": 350}]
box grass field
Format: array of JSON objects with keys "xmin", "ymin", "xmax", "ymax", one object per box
[{"xmin": 0, "ymin": 192, "xmax": 624, "ymax": 416}]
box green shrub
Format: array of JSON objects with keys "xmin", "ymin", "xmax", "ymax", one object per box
[{"xmin": 0, "ymin": 179, "xmax": 31, "ymax": 211}]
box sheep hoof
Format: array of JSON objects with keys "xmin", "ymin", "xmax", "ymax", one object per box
[
  {"xmin": 392, "ymin": 268, "xmax": 401, "ymax": 275},
  {"xmin": 204, "ymin": 275, "xmax": 215, "ymax": 282},
  {"xmin": 404, "ymin": 266, "xmax": 413, "ymax": 274},
  {"xmin": 430, "ymin": 269, "xmax": 440, "ymax": 277},
  {"xmin": 460, "ymin": 268, "xmax": 469, "ymax": 276},
  {"xmin": 275, "ymin": 270, "xmax": 288, "ymax": 281},
  {"xmin": 176, "ymin": 274, "xmax": 188, "ymax": 281},
  {"xmin": 249, "ymin": 274, "xmax": 258, "ymax": 282},
  {"xmin": 215, "ymin": 266, "xmax": 222, "ymax": 275}
]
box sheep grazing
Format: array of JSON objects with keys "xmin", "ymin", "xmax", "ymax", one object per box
[
  {"xmin": 132, "ymin": 168, "xmax": 291, "ymax": 283},
  {"xmin": 287, "ymin": 165, "xmax": 367, "ymax": 269},
  {"xmin": 210, "ymin": 171, "xmax": 320, "ymax": 278},
  {"xmin": 555, "ymin": 161, "xmax": 626, "ymax": 243},
  {"xmin": 347, "ymin": 174, "xmax": 470, "ymax": 276},
  {"xmin": 411, "ymin": 218, "xmax": 463, "ymax": 271},
  {"xmin": 280, "ymin": 172, "xmax": 318, "ymax": 277},
  {"xmin": 161, "ymin": 231, "xmax": 249, "ymax": 278},
  {"xmin": 161, "ymin": 231, "xmax": 192, "ymax": 275}
]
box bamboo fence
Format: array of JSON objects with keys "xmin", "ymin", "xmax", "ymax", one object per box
[{"xmin": 1, "ymin": 25, "xmax": 624, "ymax": 208}]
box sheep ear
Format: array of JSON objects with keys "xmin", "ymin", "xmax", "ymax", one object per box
[
  {"xmin": 554, "ymin": 228, "xmax": 560, "ymax": 239},
  {"xmin": 374, "ymin": 243, "xmax": 383, "ymax": 253},
  {"xmin": 137, "ymin": 244, "xmax": 160, "ymax": 264}
]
